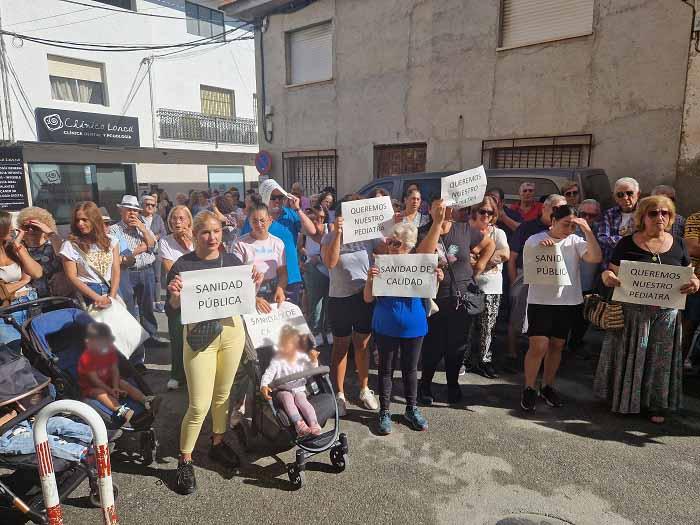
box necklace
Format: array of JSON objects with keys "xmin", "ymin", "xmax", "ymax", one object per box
[{"xmin": 641, "ymin": 236, "xmax": 662, "ymax": 264}]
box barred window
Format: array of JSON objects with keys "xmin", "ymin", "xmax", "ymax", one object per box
[
  {"xmin": 282, "ymin": 150, "xmax": 337, "ymax": 196},
  {"xmin": 482, "ymin": 135, "xmax": 591, "ymax": 169},
  {"xmin": 200, "ymin": 86, "xmax": 235, "ymax": 118}
]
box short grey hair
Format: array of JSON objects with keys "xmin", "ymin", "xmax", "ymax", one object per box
[
  {"xmin": 519, "ymin": 181, "xmax": 535, "ymax": 192},
  {"xmin": 392, "ymin": 222, "xmax": 418, "ymax": 249},
  {"xmin": 579, "ymin": 198, "xmax": 600, "ymax": 210},
  {"xmin": 544, "ymin": 194, "xmax": 566, "ymax": 208},
  {"xmin": 651, "ymin": 184, "xmax": 675, "ymax": 197},
  {"xmin": 614, "ymin": 177, "xmax": 640, "ymax": 192}
]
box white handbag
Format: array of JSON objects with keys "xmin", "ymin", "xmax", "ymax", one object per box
[{"xmin": 88, "ymin": 296, "xmax": 148, "ymax": 359}]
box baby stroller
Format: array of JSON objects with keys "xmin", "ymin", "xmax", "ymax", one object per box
[
  {"xmin": 236, "ymin": 336, "xmax": 349, "ymax": 489},
  {"xmin": 0, "ymin": 347, "xmax": 113, "ymax": 524},
  {"xmin": 3, "ymin": 297, "xmax": 158, "ymax": 466}
]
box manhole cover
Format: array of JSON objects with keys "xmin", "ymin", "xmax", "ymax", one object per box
[{"xmin": 492, "ymin": 514, "xmax": 573, "ymax": 525}]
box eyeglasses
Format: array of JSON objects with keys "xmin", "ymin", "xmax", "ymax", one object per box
[
  {"xmin": 521, "ymin": 188, "xmax": 534, "ymax": 193},
  {"xmin": 477, "ymin": 209, "xmax": 495, "ymax": 217},
  {"xmin": 647, "ymin": 209, "xmax": 670, "ymax": 219},
  {"xmin": 270, "ymin": 195, "xmax": 285, "ymax": 201},
  {"xmin": 144, "ymin": 203, "xmax": 156, "ymax": 208},
  {"xmin": 21, "ymin": 224, "xmax": 41, "ymax": 233},
  {"xmin": 616, "ymin": 191, "xmax": 635, "ymax": 199},
  {"xmin": 564, "ymin": 190, "xmax": 579, "ymax": 197}
]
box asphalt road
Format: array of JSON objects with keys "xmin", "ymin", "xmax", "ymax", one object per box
[{"xmin": 10, "ymin": 318, "xmax": 700, "ymax": 524}]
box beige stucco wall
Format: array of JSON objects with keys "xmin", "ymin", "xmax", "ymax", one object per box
[{"xmin": 255, "ymin": 0, "xmax": 692, "ymax": 202}]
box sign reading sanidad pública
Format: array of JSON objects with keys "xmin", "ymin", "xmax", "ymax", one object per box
[
  {"xmin": 523, "ymin": 243, "xmax": 572, "ymax": 286},
  {"xmin": 242, "ymin": 301, "xmax": 311, "ymax": 350},
  {"xmin": 342, "ymin": 196, "xmax": 394, "ymax": 244},
  {"xmin": 180, "ymin": 265, "xmax": 257, "ymax": 324},
  {"xmin": 612, "ymin": 260, "xmax": 693, "ymax": 310},
  {"xmin": 372, "ymin": 254, "xmax": 439, "ymax": 298},
  {"xmin": 440, "ymin": 165, "xmax": 487, "ymax": 208}
]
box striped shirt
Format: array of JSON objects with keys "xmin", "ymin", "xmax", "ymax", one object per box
[{"xmin": 109, "ymin": 221, "xmax": 155, "ymax": 270}]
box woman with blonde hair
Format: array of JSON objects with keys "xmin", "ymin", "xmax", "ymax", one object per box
[
  {"xmin": 160, "ymin": 205, "xmax": 194, "ymax": 390},
  {"xmin": 60, "ymin": 201, "xmax": 120, "ymax": 308},
  {"xmin": 17, "ymin": 206, "xmax": 65, "ymax": 298},
  {"xmin": 595, "ymin": 195, "xmax": 699, "ymax": 423}
]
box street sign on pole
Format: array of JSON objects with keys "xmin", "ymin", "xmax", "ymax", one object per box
[{"xmin": 255, "ymin": 150, "xmax": 272, "ymax": 175}]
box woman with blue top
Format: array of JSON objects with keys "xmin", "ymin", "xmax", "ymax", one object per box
[{"xmin": 363, "ymin": 222, "xmax": 443, "ymax": 435}]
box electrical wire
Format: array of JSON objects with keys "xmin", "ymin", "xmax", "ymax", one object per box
[
  {"xmin": 57, "ymin": 0, "xmax": 187, "ymax": 20},
  {"xmin": 5, "ymin": 7, "xmax": 92, "ymax": 27}
]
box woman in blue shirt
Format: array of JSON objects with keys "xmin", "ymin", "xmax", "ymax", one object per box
[{"xmin": 363, "ymin": 222, "xmax": 443, "ymax": 435}]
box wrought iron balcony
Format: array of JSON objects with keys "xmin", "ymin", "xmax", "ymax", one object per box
[{"xmin": 157, "ymin": 108, "xmax": 257, "ymax": 146}]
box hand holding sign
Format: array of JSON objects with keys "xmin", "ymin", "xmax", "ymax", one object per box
[
  {"xmin": 259, "ymin": 179, "xmax": 288, "ymax": 205},
  {"xmin": 611, "ymin": 261, "xmax": 694, "ymax": 310},
  {"xmin": 440, "ymin": 166, "xmax": 488, "ymax": 209},
  {"xmin": 523, "ymin": 243, "xmax": 572, "ymax": 286},
  {"xmin": 372, "ymin": 254, "xmax": 439, "ymax": 298},
  {"xmin": 341, "ymin": 196, "xmax": 394, "ymax": 244}
]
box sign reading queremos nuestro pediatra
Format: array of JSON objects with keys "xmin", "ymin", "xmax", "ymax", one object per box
[
  {"xmin": 372, "ymin": 254, "xmax": 439, "ymax": 298},
  {"xmin": 242, "ymin": 301, "xmax": 311, "ymax": 349},
  {"xmin": 440, "ymin": 165, "xmax": 488, "ymax": 208},
  {"xmin": 612, "ymin": 260, "xmax": 693, "ymax": 310},
  {"xmin": 35, "ymin": 107, "xmax": 140, "ymax": 147},
  {"xmin": 523, "ymin": 243, "xmax": 572, "ymax": 286},
  {"xmin": 342, "ymin": 196, "xmax": 394, "ymax": 244},
  {"xmin": 0, "ymin": 147, "xmax": 28, "ymax": 211},
  {"xmin": 180, "ymin": 265, "xmax": 257, "ymax": 324}
]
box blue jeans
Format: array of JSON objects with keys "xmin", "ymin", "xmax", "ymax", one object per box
[
  {"xmin": 85, "ymin": 282, "xmax": 110, "ymax": 305},
  {"xmin": 302, "ymin": 263, "xmax": 329, "ymax": 333},
  {"xmin": 0, "ymin": 417, "xmax": 92, "ymax": 462},
  {"xmin": 121, "ymin": 266, "xmax": 157, "ymax": 365},
  {"xmin": 0, "ymin": 289, "xmax": 38, "ymax": 349}
]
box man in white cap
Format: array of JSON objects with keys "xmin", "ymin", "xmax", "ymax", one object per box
[{"xmin": 109, "ymin": 195, "xmax": 164, "ymax": 371}]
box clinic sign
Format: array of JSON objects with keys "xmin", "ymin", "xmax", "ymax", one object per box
[
  {"xmin": 612, "ymin": 261, "xmax": 693, "ymax": 310},
  {"xmin": 35, "ymin": 107, "xmax": 140, "ymax": 147},
  {"xmin": 180, "ymin": 265, "xmax": 257, "ymax": 324}
]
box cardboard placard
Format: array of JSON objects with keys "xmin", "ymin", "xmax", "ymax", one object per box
[
  {"xmin": 341, "ymin": 196, "xmax": 394, "ymax": 244},
  {"xmin": 612, "ymin": 260, "xmax": 693, "ymax": 310},
  {"xmin": 440, "ymin": 165, "xmax": 488, "ymax": 208},
  {"xmin": 259, "ymin": 178, "xmax": 288, "ymax": 205},
  {"xmin": 372, "ymin": 254, "xmax": 439, "ymax": 298},
  {"xmin": 180, "ymin": 265, "xmax": 257, "ymax": 324},
  {"xmin": 242, "ymin": 301, "xmax": 311, "ymax": 349},
  {"xmin": 523, "ymin": 243, "xmax": 572, "ymax": 286}
]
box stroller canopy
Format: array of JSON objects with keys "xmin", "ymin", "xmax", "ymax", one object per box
[
  {"xmin": 28, "ymin": 308, "xmax": 93, "ymax": 359},
  {"xmin": 0, "ymin": 348, "xmax": 49, "ymax": 407}
]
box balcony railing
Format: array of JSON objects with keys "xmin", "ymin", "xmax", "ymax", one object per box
[{"xmin": 157, "ymin": 108, "xmax": 257, "ymax": 146}]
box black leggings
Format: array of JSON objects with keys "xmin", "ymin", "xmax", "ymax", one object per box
[
  {"xmin": 375, "ymin": 334, "xmax": 424, "ymax": 411},
  {"xmin": 421, "ymin": 297, "xmax": 474, "ymax": 387}
]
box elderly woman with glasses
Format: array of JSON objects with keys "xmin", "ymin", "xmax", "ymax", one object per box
[
  {"xmin": 16, "ymin": 206, "xmax": 65, "ymax": 298},
  {"xmin": 595, "ymin": 196, "xmax": 699, "ymax": 424}
]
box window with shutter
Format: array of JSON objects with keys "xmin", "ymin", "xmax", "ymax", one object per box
[
  {"xmin": 286, "ymin": 22, "xmax": 333, "ymax": 86},
  {"xmin": 200, "ymin": 86, "xmax": 235, "ymax": 118},
  {"xmin": 47, "ymin": 55, "xmax": 106, "ymax": 105},
  {"xmin": 499, "ymin": 0, "xmax": 594, "ymax": 50}
]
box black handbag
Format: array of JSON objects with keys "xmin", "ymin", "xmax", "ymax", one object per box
[
  {"xmin": 186, "ymin": 320, "xmax": 224, "ymax": 352},
  {"xmin": 440, "ymin": 238, "xmax": 486, "ymax": 316}
]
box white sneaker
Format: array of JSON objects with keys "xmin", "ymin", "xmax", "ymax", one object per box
[
  {"xmin": 166, "ymin": 379, "xmax": 179, "ymax": 390},
  {"xmin": 359, "ymin": 388, "xmax": 379, "ymax": 411},
  {"xmin": 336, "ymin": 392, "xmax": 348, "ymax": 417}
]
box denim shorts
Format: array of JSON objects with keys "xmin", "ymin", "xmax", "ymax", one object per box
[{"xmin": 0, "ymin": 288, "xmax": 38, "ymax": 346}]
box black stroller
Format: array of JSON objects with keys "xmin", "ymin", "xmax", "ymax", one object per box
[
  {"xmin": 2, "ymin": 297, "xmax": 158, "ymax": 466},
  {"xmin": 236, "ymin": 336, "xmax": 349, "ymax": 489},
  {"xmin": 0, "ymin": 347, "xmax": 112, "ymax": 524}
]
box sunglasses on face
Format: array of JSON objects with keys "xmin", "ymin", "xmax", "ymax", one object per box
[
  {"xmin": 144, "ymin": 203, "xmax": 156, "ymax": 208},
  {"xmin": 521, "ymin": 188, "xmax": 534, "ymax": 193},
  {"xmin": 564, "ymin": 190, "xmax": 579, "ymax": 197},
  {"xmin": 647, "ymin": 209, "xmax": 670, "ymax": 219},
  {"xmin": 270, "ymin": 194, "xmax": 285, "ymax": 201},
  {"xmin": 616, "ymin": 191, "xmax": 635, "ymax": 199},
  {"xmin": 477, "ymin": 209, "xmax": 495, "ymax": 217},
  {"xmin": 21, "ymin": 224, "xmax": 41, "ymax": 233}
]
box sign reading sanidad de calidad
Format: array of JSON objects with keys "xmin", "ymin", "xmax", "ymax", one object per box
[{"xmin": 372, "ymin": 254, "xmax": 439, "ymax": 298}]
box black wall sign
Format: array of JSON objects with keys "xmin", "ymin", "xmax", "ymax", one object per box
[
  {"xmin": 0, "ymin": 146, "xmax": 28, "ymax": 211},
  {"xmin": 35, "ymin": 107, "xmax": 140, "ymax": 147}
]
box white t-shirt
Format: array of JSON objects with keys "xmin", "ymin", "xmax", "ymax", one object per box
[
  {"xmin": 260, "ymin": 351, "xmax": 317, "ymax": 393},
  {"xmin": 232, "ymin": 233, "xmax": 286, "ymax": 282},
  {"xmin": 158, "ymin": 234, "xmax": 193, "ymax": 263},
  {"xmin": 59, "ymin": 238, "xmax": 118, "ymax": 284},
  {"xmin": 619, "ymin": 212, "xmax": 635, "ymax": 237},
  {"xmin": 525, "ymin": 231, "xmax": 588, "ymax": 306},
  {"xmin": 476, "ymin": 226, "xmax": 508, "ymax": 295}
]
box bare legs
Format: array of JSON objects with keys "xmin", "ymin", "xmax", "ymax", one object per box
[
  {"xmin": 331, "ymin": 332, "xmax": 372, "ymax": 394},
  {"xmin": 524, "ymin": 336, "xmax": 566, "ymax": 388}
]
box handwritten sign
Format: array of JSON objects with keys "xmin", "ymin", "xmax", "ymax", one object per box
[
  {"xmin": 242, "ymin": 301, "xmax": 311, "ymax": 349},
  {"xmin": 612, "ymin": 261, "xmax": 692, "ymax": 310},
  {"xmin": 341, "ymin": 196, "xmax": 394, "ymax": 244},
  {"xmin": 440, "ymin": 165, "xmax": 488, "ymax": 208},
  {"xmin": 523, "ymin": 243, "xmax": 572, "ymax": 286},
  {"xmin": 180, "ymin": 265, "xmax": 257, "ymax": 324},
  {"xmin": 372, "ymin": 254, "xmax": 439, "ymax": 298},
  {"xmin": 259, "ymin": 178, "xmax": 288, "ymax": 205}
]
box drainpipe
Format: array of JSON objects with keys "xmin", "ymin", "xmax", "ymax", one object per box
[
  {"xmin": 0, "ymin": 2, "xmax": 14, "ymax": 143},
  {"xmin": 146, "ymin": 56, "xmax": 156, "ymax": 148}
]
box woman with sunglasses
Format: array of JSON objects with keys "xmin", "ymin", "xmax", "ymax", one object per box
[
  {"xmin": 16, "ymin": 206, "xmax": 64, "ymax": 299},
  {"xmin": 300, "ymin": 204, "xmax": 330, "ymax": 343},
  {"xmin": 561, "ymin": 181, "xmax": 581, "ymax": 208},
  {"xmin": 595, "ymin": 196, "xmax": 699, "ymax": 424},
  {"xmin": 466, "ymin": 196, "xmax": 510, "ymax": 379}
]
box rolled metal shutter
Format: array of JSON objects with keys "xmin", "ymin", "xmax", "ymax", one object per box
[
  {"xmin": 47, "ymin": 55, "xmax": 103, "ymax": 82},
  {"xmin": 289, "ymin": 22, "xmax": 333, "ymax": 85},
  {"xmin": 500, "ymin": 0, "xmax": 594, "ymax": 50}
]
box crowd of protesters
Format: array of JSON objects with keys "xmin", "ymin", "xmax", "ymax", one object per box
[{"xmin": 1, "ymin": 175, "xmax": 700, "ymax": 495}]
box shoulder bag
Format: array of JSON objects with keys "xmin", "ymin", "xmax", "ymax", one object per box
[
  {"xmin": 0, "ymin": 279, "xmax": 16, "ymax": 308},
  {"xmin": 583, "ymin": 292, "xmax": 624, "ymax": 330},
  {"xmin": 439, "ymin": 238, "xmax": 485, "ymax": 316},
  {"xmin": 186, "ymin": 254, "xmax": 224, "ymax": 352}
]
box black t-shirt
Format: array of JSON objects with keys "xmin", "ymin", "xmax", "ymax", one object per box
[
  {"xmin": 418, "ymin": 222, "xmax": 483, "ymax": 299},
  {"xmin": 611, "ymin": 234, "xmax": 691, "ymax": 267},
  {"xmin": 166, "ymin": 251, "xmax": 244, "ymax": 313}
]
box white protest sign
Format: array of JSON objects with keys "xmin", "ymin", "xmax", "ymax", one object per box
[
  {"xmin": 180, "ymin": 265, "xmax": 257, "ymax": 324},
  {"xmin": 372, "ymin": 254, "xmax": 439, "ymax": 298},
  {"xmin": 612, "ymin": 260, "xmax": 692, "ymax": 310},
  {"xmin": 523, "ymin": 243, "xmax": 572, "ymax": 286},
  {"xmin": 242, "ymin": 301, "xmax": 311, "ymax": 349},
  {"xmin": 259, "ymin": 178, "xmax": 288, "ymax": 205},
  {"xmin": 440, "ymin": 165, "xmax": 488, "ymax": 208},
  {"xmin": 341, "ymin": 196, "xmax": 394, "ymax": 244}
]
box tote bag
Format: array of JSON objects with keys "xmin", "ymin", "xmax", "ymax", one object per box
[{"xmin": 88, "ymin": 296, "xmax": 148, "ymax": 359}]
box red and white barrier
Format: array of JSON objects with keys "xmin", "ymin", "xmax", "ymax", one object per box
[{"xmin": 33, "ymin": 400, "xmax": 118, "ymax": 525}]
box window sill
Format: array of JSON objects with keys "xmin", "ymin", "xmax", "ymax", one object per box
[
  {"xmin": 285, "ymin": 78, "xmax": 334, "ymax": 89},
  {"xmin": 497, "ymin": 32, "xmax": 593, "ymax": 52}
]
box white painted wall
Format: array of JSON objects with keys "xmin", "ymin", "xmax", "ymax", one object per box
[{"xmin": 1, "ymin": 0, "xmax": 257, "ymax": 152}]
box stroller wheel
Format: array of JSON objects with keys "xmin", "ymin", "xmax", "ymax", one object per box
[
  {"xmin": 89, "ymin": 482, "xmax": 119, "ymax": 508},
  {"xmin": 330, "ymin": 445, "xmax": 348, "ymax": 471},
  {"xmin": 287, "ymin": 464, "xmax": 304, "ymax": 489}
]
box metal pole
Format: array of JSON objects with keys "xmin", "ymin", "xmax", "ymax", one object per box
[
  {"xmin": 33, "ymin": 400, "xmax": 118, "ymax": 525},
  {"xmin": 0, "ymin": 3, "xmax": 15, "ymax": 142}
]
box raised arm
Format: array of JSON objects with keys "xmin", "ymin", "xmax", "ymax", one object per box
[
  {"xmin": 321, "ymin": 216, "xmax": 343, "ymax": 269},
  {"xmin": 416, "ymin": 200, "xmax": 446, "ymax": 254}
]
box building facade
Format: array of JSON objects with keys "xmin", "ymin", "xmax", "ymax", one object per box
[
  {"xmin": 225, "ymin": 0, "xmax": 697, "ymax": 210},
  {"xmin": 0, "ymin": 0, "xmax": 257, "ymax": 223}
]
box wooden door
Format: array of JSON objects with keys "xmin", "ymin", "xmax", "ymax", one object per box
[{"xmin": 374, "ymin": 143, "xmax": 427, "ymax": 178}]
